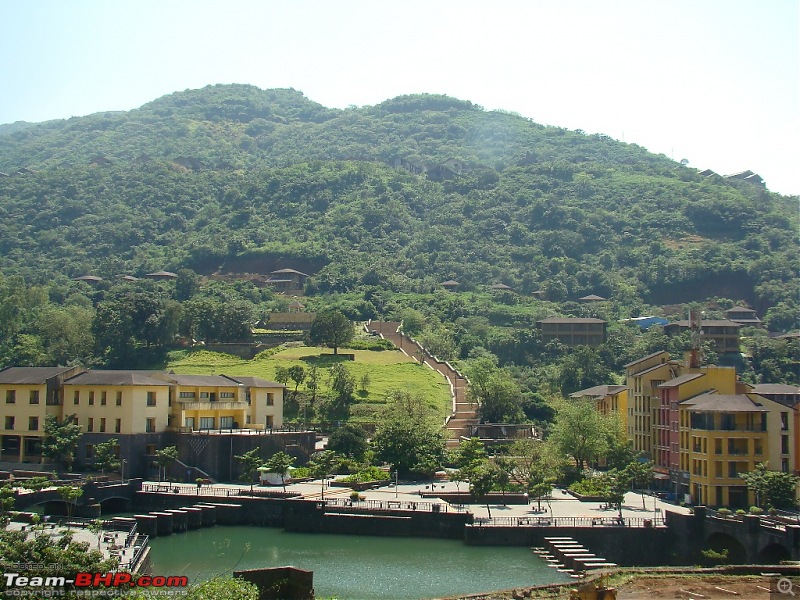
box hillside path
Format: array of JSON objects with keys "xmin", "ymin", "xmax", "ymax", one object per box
[{"xmin": 367, "ymin": 321, "xmax": 477, "ymax": 449}]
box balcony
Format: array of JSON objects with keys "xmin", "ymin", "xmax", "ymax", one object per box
[{"xmin": 177, "ymin": 400, "xmax": 246, "ymax": 411}]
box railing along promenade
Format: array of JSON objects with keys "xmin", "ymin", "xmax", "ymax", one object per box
[
  {"xmin": 472, "ymin": 515, "xmax": 666, "ymax": 528},
  {"xmin": 705, "ymin": 506, "xmax": 796, "ymax": 531}
]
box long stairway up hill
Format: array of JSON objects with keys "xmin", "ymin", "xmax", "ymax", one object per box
[{"xmin": 367, "ymin": 321, "xmax": 477, "ymax": 448}]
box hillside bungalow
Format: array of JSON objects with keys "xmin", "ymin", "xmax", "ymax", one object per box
[
  {"xmin": 267, "ymin": 268, "xmax": 309, "ymax": 292},
  {"xmin": 441, "ymin": 280, "xmax": 460, "ymax": 291},
  {"xmin": 725, "ymin": 305, "xmax": 762, "ymax": 327},
  {"xmin": 663, "ymin": 319, "xmax": 742, "ymax": 354},
  {"xmin": 145, "ymin": 270, "xmax": 178, "ymax": 280},
  {"xmin": 578, "ymin": 294, "xmax": 607, "ymax": 303},
  {"xmin": 536, "ymin": 317, "xmax": 608, "ymax": 348}
]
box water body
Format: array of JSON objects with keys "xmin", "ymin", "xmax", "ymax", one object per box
[{"xmin": 148, "ymin": 526, "xmax": 570, "ymax": 599}]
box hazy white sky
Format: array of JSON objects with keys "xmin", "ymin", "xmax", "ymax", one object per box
[{"xmin": 1, "ymin": 0, "xmax": 797, "ymax": 195}]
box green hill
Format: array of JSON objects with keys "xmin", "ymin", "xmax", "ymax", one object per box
[{"xmin": 0, "ymin": 84, "xmax": 796, "ymax": 315}]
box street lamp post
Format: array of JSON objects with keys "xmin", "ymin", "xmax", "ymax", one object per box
[
  {"xmin": 122, "ymin": 459, "xmax": 127, "ymax": 484},
  {"xmin": 395, "ymin": 469, "xmax": 399, "ymax": 499}
]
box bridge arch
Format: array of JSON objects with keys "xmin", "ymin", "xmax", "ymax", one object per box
[
  {"xmin": 98, "ymin": 496, "xmax": 131, "ymax": 513},
  {"xmin": 706, "ymin": 532, "xmax": 747, "ymax": 564},
  {"xmin": 757, "ymin": 542, "xmax": 791, "ymax": 564}
]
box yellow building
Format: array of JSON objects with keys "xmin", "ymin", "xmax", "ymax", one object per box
[
  {"xmin": 677, "ymin": 390, "xmax": 797, "ymax": 509},
  {"xmin": 63, "ymin": 370, "xmax": 173, "ymax": 435},
  {"xmin": 0, "ymin": 367, "xmax": 286, "ymax": 478},
  {"xmin": 569, "ymin": 384, "xmax": 628, "ymax": 431},
  {"xmin": 0, "ymin": 366, "xmax": 82, "ymax": 463},
  {"xmin": 625, "ymin": 351, "xmax": 676, "ymax": 458}
]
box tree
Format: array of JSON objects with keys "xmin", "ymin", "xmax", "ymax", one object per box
[
  {"xmin": 372, "ymin": 390, "xmax": 446, "ymax": 476},
  {"xmin": 465, "ymin": 357, "xmax": 525, "ymax": 423},
  {"xmin": 93, "ymin": 438, "xmax": 120, "ymax": 475},
  {"xmin": 549, "ymin": 399, "xmax": 612, "ymax": 470},
  {"xmin": 307, "ymin": 450, "xmax": 338, "ymax": 500},
  {"xmin": 624, "ymin": 459, "xmax": 654, "ymax": 510},
  {"xmin": 741, "ymin": 462, "xmax": 799, "ymax": 510},
  {"xmin": 264, "ymin": 451, "xmax": 294, "ymax": 493},
  {"xmin": 329, "ymin": 363, "xmax": 356, "ymax": 406},
  {"xmin": 57, "ymin": 485, "xmax": 83, "ymax": 523},
  {"xmin": 327, "ymin": 423, "xmax": 368, "ymax": 460},
  {"xmin": 42, "ymin": 414, "xmax": 82, "ymax": 473},
  {"xmin": 470, "ymin": 460, "xmax": 500, "ymax": 519},
  {"xmin": 308, "ymin": 309, "xmax": 354, "ymax": 354},
  {"xmin": 274, "ymin": 366, "xmax": 290, "ymax": 386},
  {"xmin": 508, "ymin": 438, "xmax": 562, "ymax": 511},
  {"xmin": 154, "ymin": 446, "xmax": 178, "ymax": 482},
  {"xmin": 306, "ymin": 365, "xmax": 321, "ymax": 403},
  {"xmin": 451, "ymin": 437, "xmax": 487, "ymax": 481},
  {"xmin": 288, "ymin": 365, "xmax": 306, "ymax": 396},
  {"xmin": 359, "ymin": 372, "xmax": 371, "ymax": 394},
  {"xmin": 235, "ymin": 448, "xmax": 263, "ymax": 492}
]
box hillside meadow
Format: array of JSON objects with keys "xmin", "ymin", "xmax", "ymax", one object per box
[{"xmin": 166, "ymin": 345, "xmax": 453, "ymax": 424}]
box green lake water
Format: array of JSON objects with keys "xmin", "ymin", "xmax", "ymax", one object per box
[{"xmin": 147, "ymin": 526, "xmax": 570, "ymax": 599}]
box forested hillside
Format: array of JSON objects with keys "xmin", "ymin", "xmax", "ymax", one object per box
[
  {"xmin": 0, "ymin": 84, "xmax": 797, "ymax": 400},
  {"xmin": 0, "ymin": 85, "xmax": 796, "ymax": 313}
]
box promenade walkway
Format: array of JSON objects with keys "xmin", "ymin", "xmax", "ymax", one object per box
[
  {"xmin": 143, "ymin": 479, "xmax": 690, "ymax": 525},
  {"xmin": 368, "ymin": 320, "xmax": 477, "ymax": 448}
]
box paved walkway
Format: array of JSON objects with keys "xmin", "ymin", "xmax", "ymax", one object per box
[{"xmin": 144, "ymin": 479, "xmax": 692, "ymax": 522}]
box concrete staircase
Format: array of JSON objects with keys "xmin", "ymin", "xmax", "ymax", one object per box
[{"xmin": 366, "ymin": 321, "xmax": 478, "ymax": 449}]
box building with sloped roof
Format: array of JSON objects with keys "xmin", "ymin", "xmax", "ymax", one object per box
[{"xmin": 537, "ymin": 317, "xmax": 607, "ymax": 348}]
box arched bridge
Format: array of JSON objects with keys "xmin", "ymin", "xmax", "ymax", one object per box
[
  {"xmin": 11, "ymin": 479, "xmax": 141, "ymax": 513},
  {"xmin": 669, "ymin": 506, "xmax": 800, "ymax": 564}
]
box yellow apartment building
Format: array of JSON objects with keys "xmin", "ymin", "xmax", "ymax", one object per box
[
  {"xmin": 678, "ymin": 391, "xmax": 797, "ymax": 508},
  {"xmin": 63, "ymin": 370, "xmax": 173, "ymax": 436},
  {"xmin": 0, "ymin": 366, "xmax": 83, "ymax": 463},
  {"xmin": 625, "ymin": 351, "xmax": 677, "ymax": 458},
  {"xmin": 0, "ymin": 367, "xmax": 287, "ymax": 479},
  {"xmin": 569, "ymin": 384, "xmax": 628, "ymax": 430}
]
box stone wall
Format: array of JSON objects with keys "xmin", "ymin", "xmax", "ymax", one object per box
[{"xmin": 234, "ymin": 567, "xmax": 314, "ymax": 600}]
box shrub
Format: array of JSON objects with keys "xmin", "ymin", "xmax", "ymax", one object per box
[
  {"xmin": 717, "ymin": 508, "xmax": 732, "ymax": 517},
  {"xmin": 341, "ymin": 466, "xmax": 390, "ymax": 483},
  {"xmin": 749, "ymin": 506, "xmax": 764, "ymax": 515},
  {"xmin": 735, "ymin": 509, "xmax": 746, "ymax": 516}
]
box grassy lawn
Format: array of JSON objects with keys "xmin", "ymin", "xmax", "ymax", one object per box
[{"xmin": 166, "ymin": 345, "xmax": 453, "ymax": 424}]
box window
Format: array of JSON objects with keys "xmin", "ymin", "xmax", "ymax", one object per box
[
  {"xmin": 73, "ymin": 391, "xmax": 80, "ymax": 405},
  {"xmin": 185, "ymin": 417, "xmax": 195, "ymax": 430},
  {"xmin": 219, "ymin": 416, "xmax": 234, "ymax": 429},
  {"xmin": 782, "ymin": 458, "xmax": 789, "ymax": 473},
  {"xmin": 145, "ymin": 444, "xmax": 156, "ymax": 456},
  {"xmin": 145, "ymin": 418, "xmax": 156, "ymax": 433},
  {"xmin": 88, "ymin": 391, "xmax": 94, "ymax": 406},
  {"xmin": 147, "ymin": 392, "xmax": 157, "ymax": 407},
  {"xmin": 245, "ymin": 392, "xmax": 251, "ymax": 404},
  {"xmin": 29, "ymin": 390, "xmax": 39, "ymax": 404},
  {"xmin": 5, "ymin": 416, "xmax": 14, "ymax": 430},
  {"xmin": 116, "ymin": 391, "xmax": 122, "ymax": 406},
  {"xmin": 179, "ymin": 392, "xmax": 196, "ymax": 399},
  {"xmin": 5, "ymin": 390, "xmax": 16, "ymax": 404},
  {"xmin": 220, "ymin": 392, "xmax": 235, "ymax": 399},
  {"xmin": 86, "ymin": 444, "xmax": 94, "ymax": 459},
  {"xmin": 115, "ymin": 419, "xmax": 121, "ymax": 433},
  {"xmin": 87, "ymin": 418, "xmax": 94, "ymax": 432},
  {"xmin": 266, "ymin": 393, "xmax": 274, "ymax": 406},
  {"xmin": 28, "ymin": 417, "xmax": 38, "ymax": 431},
  {"xmin": 782, "ymin": 435, "xmax": 790, "ymax": 455},
  {"xmin": 99, "ymin": 418, "xmax": 106, "ymax": 433},
  {"xmin": 246, "ymin": 415, "xmax": 251, "ymax": 424},
  {"xmin": 199, "ymin": 417, "xmax": 215, "ymax": 430},
  {"xmin": 100, "ymin": 391, "xmax": 107, "ymax": 406},
  {"xmin": 200, "ymin": 392, "xmax": 209, "ymax": 399},
  {"xmin": 781, "ymin": 412, "xmax": 789, "ymax": 431},
  {"xmin": 265, "ymin": 415, "xmax": 274, "ymax": 428}
]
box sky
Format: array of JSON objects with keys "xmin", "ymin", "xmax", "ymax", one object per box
[{"xmin": 1, "ymin": 0, "xmax": 798, "ymax": 196}]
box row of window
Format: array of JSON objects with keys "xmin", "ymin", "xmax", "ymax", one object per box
[
  {"xmin": 6, "ymin": 390, "xmax": 39, "ymax": 404},
  {"xmin": 72, "ymin": 390, "xmax": 124, "ymax": 406}
]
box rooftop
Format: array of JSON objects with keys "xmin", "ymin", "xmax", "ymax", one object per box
[
  {"xmin": 65, "ymin": 370, "xmax": 168, "ymax": 387},
  {"xmin": 681, "ymin": 393, "xmax": 768, "ymax": 412},
  {"xmin": 658, "ymin": 373, "xmax": 705, "ymax": 388},
  {"xmin": 0, "ymin": 366, "xmax": 78, "ymax": 385},
  {"xmin": 538, "ymin": 317, "xmax": 607, "ymax": 324},
  {"xmin": 569, "ymin": 384, "xmax": 627, "ymax": 399}
]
